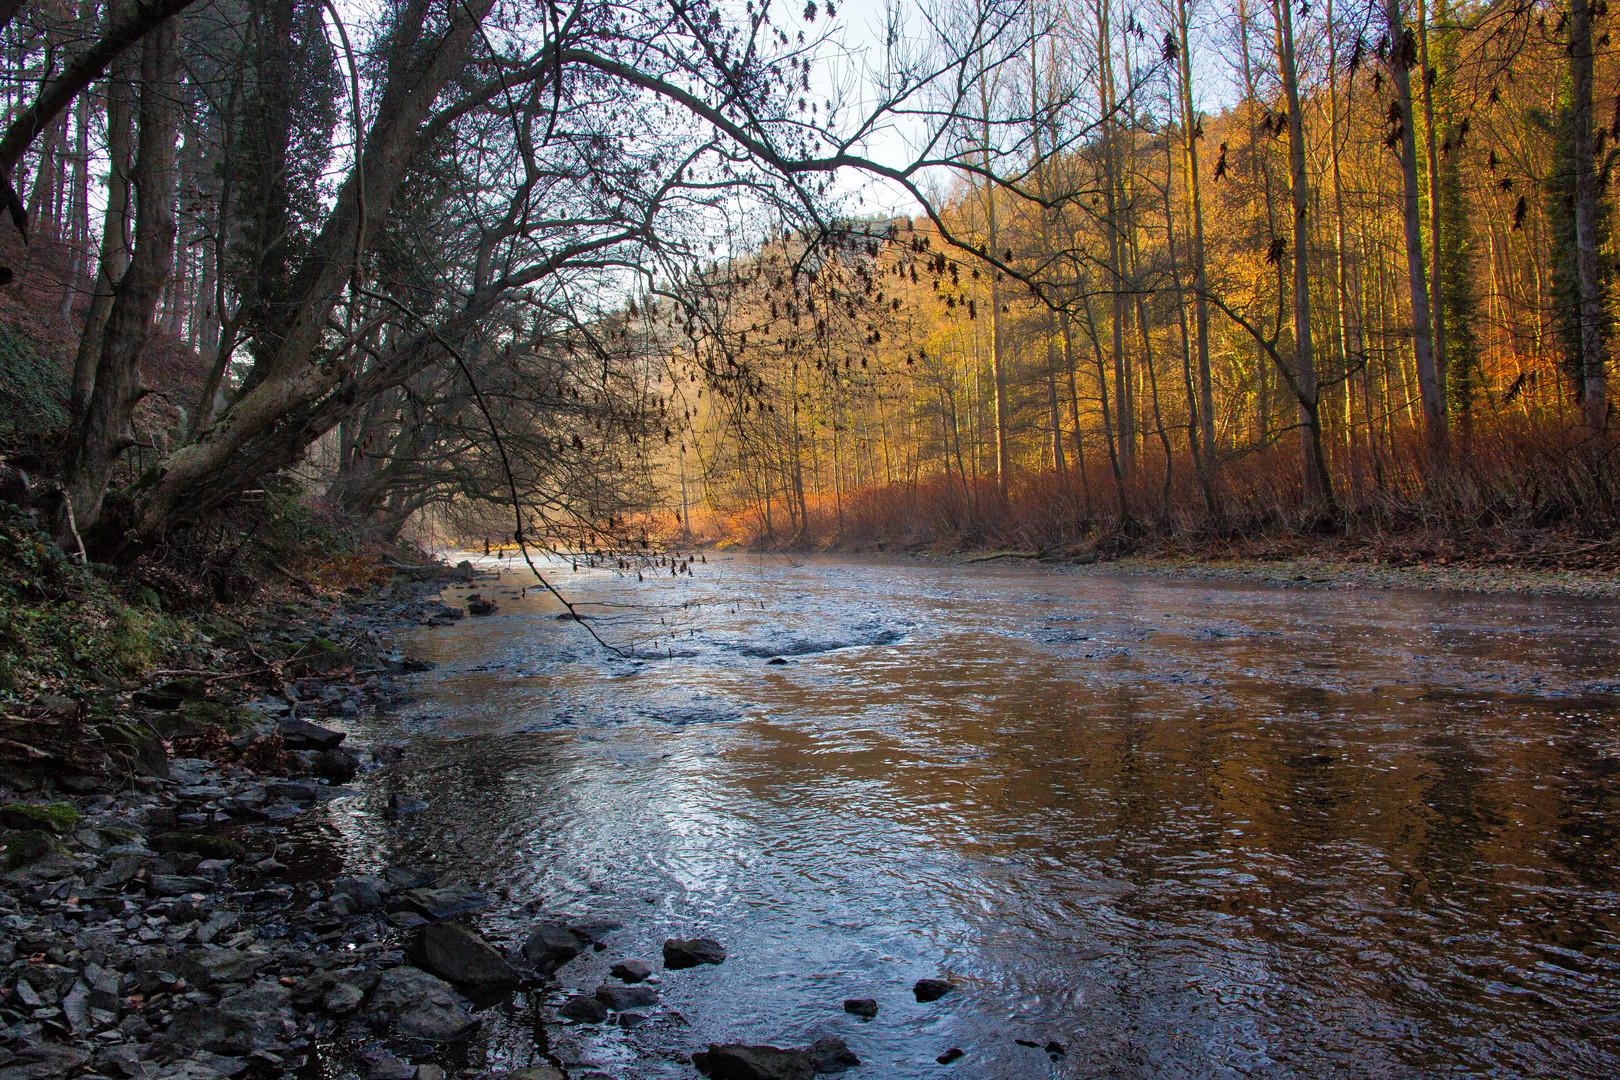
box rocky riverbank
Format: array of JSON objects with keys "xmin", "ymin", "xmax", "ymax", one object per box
[{"xmin": 0, "ymin": 558, "xmax": 885, "ymax": 1080}]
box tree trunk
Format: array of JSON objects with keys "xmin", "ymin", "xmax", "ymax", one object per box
[
  {"xmin": 1385, "ymin": 0, "xmax": 1446, "ymax": 465},
  {"xmin": 70, "ymin": 19, "xmax": 135, "ymax": 426},
  {"xmin": 1570, "ymin": 0, "xmax": 1607, "ymax": 432},
  {"xmin": 1175, "ymin": 0, "xmax": 1217, "ymax": 515},
  {"xmin": 66, "ymin": 18, "xmax": 178, "ymax": 535}
]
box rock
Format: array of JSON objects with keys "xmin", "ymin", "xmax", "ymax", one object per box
[
  {"xmin": 402, "ymin": 885, "xmax": 490, "ymax": 921},
  {"xmin": 384, "ymin": 794, "xmax": 429, "ymax": 819},
  {"xmin": 593, "ymin": 984, "xmax": 658, "ymax": 1010},
  {"xmin": 0, "ymin": 802, "xmax": 81, "ymax": 835},
  {"xmin": 842, "ymin": 998, "xmax": 878, "ymax": 1018},
  {"xmin": 662, "ymin": 936, "xmax": 726, "ymax": 969},
  {"xmin": 805, "ymin": 1038, "xmax": 859, "ymax": 1073},
  {"xmin": 368, "ymin": 967, "xmax": 477, "ymax": 1042},
  {"xmin": 913, "ymin": 979, "xmax": 954, "ymax": 1002},
  {"xmin": 936, "ymin": 1048, "xmax": 964, "ymax": 1064},
  {"xmin": 276, "ymin": 718, "xmax": 346, "ymax": 751},
  {"xmin": 146, "ymin": 874, "xmax": 212, "ymax": 897},
  {"xmin": 406, "ymin": 923, "xmax": 521, "ymax": 992},
  {"xmin": 691, "ymin": 1044, "xmax": 814, "ymax": 1080},
  {"xmin": 467, "ymin": 600, "xmax": 497, "ymax": 616},
  {"xmin": 609, "ymin": 959, "xmax": 652, "ymax": 983},
  {"xmin": 333, "ymin": 876, "xmax": 387, "ymax": 910},
  {"xmin": 1044, "ymin": 1041, "xmax": 1065, "ymax": 1056},
  {"xmin": 521, "ymin": 922, "xmax": 583, "ymax": 973},
  {"xmin": 416, "ymin": 1068, "xmax": 444, "ymax": 1080},
  {"xmin": 161, "ymin": 982, "xmax": 291, "ymax": 1054},
  {"xmin": 383, "ymin": 866, "xmax": 437, "ymax": 889},
  {"xmin": 567, "ymin": 917, "xmax": 624, "ymax": 942},
  {"xmin": 558, "ymin": 995, "xmax": 608, "ymax": 1023},
  {"xmin": 508, "ymin": 1069, "xmax": 563, "ymax": 1080},
  {"xmin": 0, "ymin": 1043, "xmax": 89, "ymax": 1080},
  {"xmin": 321, "ymin": 981, "xmax": 365, "ymax": 1015},
  {"xmin": 264, "ymin": 781, "xmax": 318, "ymax": 802},
  {"xmin": 365, "ymin": 1057, "xmax": 415, "ymax": 1080},
  {"xmin": 616, "ymin": 1011, "xmax": 649, "ymax": 1029},
  {"xmin": 766, "ymin": 657, "xmax": 787, "ymax": 665},
  {"xmin": 316, "ymin": 747, "xmax": 361, "ymax": 783}
]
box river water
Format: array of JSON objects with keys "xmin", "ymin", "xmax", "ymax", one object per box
[{"xmin": 306, "ymin": 554, "xmax": 1620, "ymax": 1079}]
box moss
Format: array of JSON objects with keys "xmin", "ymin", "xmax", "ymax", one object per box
[
  {"xmin": 130, "ymin": 587, "xmax": 163, "ymax": 612},
  {"xmin": 151, "ymin": 832, "xmax": 244, "ymax": 859},
  {"xmin": 0, "ymin": 802, "xmax": 82, "ymax": 834},
  {"xmin": 289, "ymin": 636, "xmax": 349, "ymax": 675},
  {"xmin": 179, "ymin": 698, "xmax": 246, "ymax": 731},
  {"xmin": 97, "ymin": 826, "xmax": 137, "ymax": 845},
  {"xmin": 0, "ymin": 321, "xmax": 68, "ymax": 438},
  {"xmin": 1, "ymin": 829, "xmax": 58, "ymax": 868}
]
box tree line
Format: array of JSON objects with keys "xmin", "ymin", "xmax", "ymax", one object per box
[{"xmin": 674, "ymin": 0, "xmax": 1620, "ymax": 552}]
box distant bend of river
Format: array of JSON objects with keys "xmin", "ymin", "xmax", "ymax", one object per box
[{"xmin": 310, "ymin": 554, "xmax": 1620, "ymax": 1079}]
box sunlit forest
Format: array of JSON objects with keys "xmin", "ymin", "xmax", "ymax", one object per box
[{"xmin": 1, "ymin": 0, "xmax": 1615, "ymax": 563}]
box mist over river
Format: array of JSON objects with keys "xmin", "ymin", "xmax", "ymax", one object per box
[{"xmin": 293, "ymin": 554, "xmax": 1620, "ymax": 1079}]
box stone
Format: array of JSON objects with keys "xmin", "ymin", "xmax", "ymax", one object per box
[
  {"xmin": 691, "ymin": 1044, "xmax": 814, "ymax": 1080},
  {"xmin": 567, "ymin": 917, "xmax": 624, "ymax": 942},
  {"xmin": 333, "ymin": 876, "xmax": 387, "ymax": 910},
  {"xmin": 509, "ymin": 1069, "xmax": 562, "ymax": 1080},
  {"xmin": 842, "ymin": 998, "xmax": 878, "ymax": 1018},
  {"xmin": 402, "ymin": 885, "xmax": 489, "ymax": 921},
  {"xmin": 557, "ymin": 995, "xmax": 607, "ymax": 1023},
  {"xmin": 467, "ymin": 600, "xmax": 497, "ymax": 616},
  {"xmin": 913, "ymin": 979, "xmax": 954, "ymax": 1002},
  {"xmin": 0, "ymin": 803, "xmax": 81, "ymax": 835},
  {"xmin": 321, "ymin": 981, "xmax": 365, "ymax": 1015},
  {"xmin": 365, "ymin": 1057, "xmax": 415, "ymax": 1080},
  {"xmin": 936, "ymin": 1048, "xmax": 964, "ymax": 1064},
  {"xmin": 315, "ymin": 747, "xmax": 361, "ymax": 783},
  {"xmin": 383, "ymin": 866, "xmax": 437, "ymax": 889},
  {"xmin": 805, "ymin": 1038, "xmax": 860, "ymax": 1073},
  {"xmin": 160, "ymin": 982, "xmax": 291, "ymax": 1054},
  {"xmin": 264, "ymin": 781, "xmax": 318, "ymax": 802},
  {"xmin": 521, "ymin": 922, "xmax": 583, "ymax": 973},
  {"xmin": 276, "ymin": 718, "xmax": 346, "ymax": 752},
  {"xmin": 406, "ymin": 923, "xmax": 521, "ymax": 992},
  {"xmin": 662, "ymin": 936, "xmax": 726, "ymax": 969},
  {"xmin": 368, "ymin": 967, "xmax": 477, "ymax": 1042},
  {"xmin": 146, "ymin": 874, "xmax": 212, "ymax": 897},
  {"xmin": 593, "ymin": 984, "xmax": 658, "ymax": 1010},
  {"xmin": 609, "ymin": 959, "xmax": 652, "ymax": 983}
]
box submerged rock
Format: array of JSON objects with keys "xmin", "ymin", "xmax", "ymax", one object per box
[
  {"xmin": 936, "ymin": 1048, "xmax": 964, "ymax": 1064},
  {"xmin": 406, "ymin": 923, "xmax": 521, "ymax": 991},
  {"xmin": 593, "ymin": 983, "xmax": 658, "ymax": 1010},
  {"xmin": 842, "ymin": 998, "xmax": 878, "ymax": 1018},
  {"xmin": 913, "ymin": 978, "xmax": 954, "ymax": 1002},
  {"xmin": 691, "ymin": 1044, "xmax": 814, "ymax": 1080},
  {"xmin": 663, "ymin": 936, "xmax": 726, "ymax": 969}
]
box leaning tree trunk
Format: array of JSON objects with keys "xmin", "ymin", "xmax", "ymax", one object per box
[{"xmin": 66, "ymin": 18, "xmax": 178, "ymax": 537}]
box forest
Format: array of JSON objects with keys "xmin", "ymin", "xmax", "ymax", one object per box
[{"xmin": 0, "ymin": 0, "xmax": 1616, "ymax": 564}]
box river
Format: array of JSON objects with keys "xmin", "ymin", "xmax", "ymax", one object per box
[{"xmin": 297, "ymin": 554, "xmax": 1620, "ymax": 1079}]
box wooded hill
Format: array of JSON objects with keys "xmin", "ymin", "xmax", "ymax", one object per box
[{"xmin": 0, "ymin": 0, "xmax": 1616, "ymax": 567}]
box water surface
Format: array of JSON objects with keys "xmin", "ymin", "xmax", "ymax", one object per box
[{"xmin": 316, "ymin": 555, "xmax": 1620, "ymax": 1078}]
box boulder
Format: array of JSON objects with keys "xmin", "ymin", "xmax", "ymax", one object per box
[
  {"xmin": 161, "ymin": 981, "xmax": 291, "ymax": 1054},
  {"xmin": 662, "ymin": 936, "xmax": 726, "ymax": 969},
  {"xmin": 842, "ymin": 998, "xmax": 878, "ymax": 1018},
  {"xmin": 406, "ymin": 923, "xmax": 521, "ymax": 992},
  {"xmin": 913, "ymin": 978, "xmax": 954, "ymax": 1002},
  {"xmin": 316, "ymin": 746, "xmax": 361, "ymax": 782},
  {"xmin": 276, "ymin": 718, "xmax": 346, "ymax": 751},
  {"xmin": 368, "ymin": 967, "xmax": 477, "ymax": 1042},
  {"xmin": 691, "ymin": 1045, "xmax": 814, "ymax": 1080},
  {"xmin": 522, "ymin": 922, "xmax": 583, "ymax": 973},
  {"xmin": 402, "ymin": 885, "xmax": 491, "ymax": 921},
  {"xmin": 806, "ymin": 1038, "xmax": 860, "ymax": 1073}
]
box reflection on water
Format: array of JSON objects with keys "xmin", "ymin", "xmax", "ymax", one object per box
[{"xmin": 305, "ymin": 555, "xmax": 1620, "ymax": 1078}]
